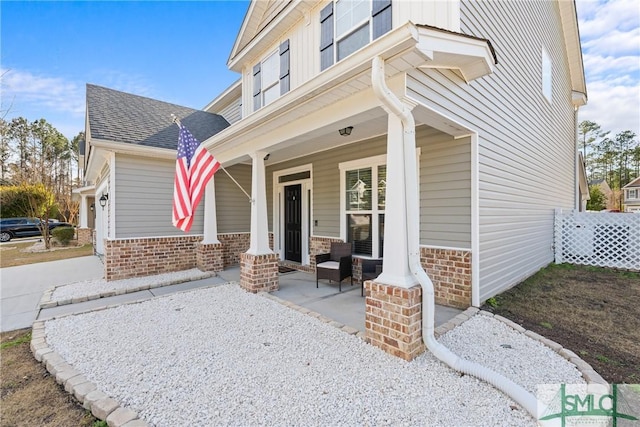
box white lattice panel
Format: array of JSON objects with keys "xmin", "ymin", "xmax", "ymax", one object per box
[{"xmin": 555, "ymin": 210, "xmax": 640, "ymax": 271}]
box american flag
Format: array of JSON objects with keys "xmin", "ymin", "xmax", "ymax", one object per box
[{"xmin": 172, "ymin": 123, "xmax": 220, "ymax": 232}]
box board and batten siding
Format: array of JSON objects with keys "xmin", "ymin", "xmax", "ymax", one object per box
[
  {"xmin": 214, "ymin": 164, "xmax": 252, "ymax": 233},
  {"xmin": 114, "ymin": 154, "xmax": 204, "ymax": 238},
  {"xmin": 407, "ymin": 0, "xmax": 576, "ymax": 302},
  {"xmin": 239, "ymin": 0, "xmax": 461, "ymax": 119}
]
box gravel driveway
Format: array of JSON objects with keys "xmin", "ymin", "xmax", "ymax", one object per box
[{"xmin": 45, "ymin": 283, "xmax": 584, "ymax": 426}]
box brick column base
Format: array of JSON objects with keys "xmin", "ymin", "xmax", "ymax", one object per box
[
  {"xmin": 365, "ymin": 281, "xmax": 425, "ymax": 361},
  {"xmin": 77, "ymin": 228, "xmax": 93, "ymax": 246},
  {"xmin": 240, "ymin": 253, "xmax": 279, "ymax": 293},
  {"xmin": 196, "ymin": 243, "xmax": 224, "ymax": 272}
]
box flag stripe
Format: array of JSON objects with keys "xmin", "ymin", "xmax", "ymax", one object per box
[{"xmin": 172, "ymin": 124, "xmax": 219, "ymax": 232}]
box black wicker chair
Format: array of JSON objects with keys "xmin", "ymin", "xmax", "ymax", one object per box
[
  {"xmin": 315, "ymin": 242, "xmax": 353, "ymax": 292},
  {"xmin": 361, "ymin": 258, "xmax": 383, "ymax": 296}
]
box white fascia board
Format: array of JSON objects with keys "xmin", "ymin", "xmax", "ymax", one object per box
[
  {"xmin": 203, "ymin": 79, "xmax": 242, "ymax": 112},
  {"xmin": 85, "ymin": 146, "xmax": 109, "ymax": 184},
  {"xmin": 228, "ymin": 1, "xmax": 315, "ymax": 72},
  {"xmin": 85, "ymin": 139, "xmax": 175, "ymax": 183},
  {"xmin": 416, "ymin": 27, "xmax": 495, "ymax": 82},
  {"xmin": 90, "ymin": 138, "xmax": 176, "ymax": 159},
  {"xmin": 558, "ymin": 1, "xmax": 587, "ymax": 96},
  {"xmin": 227, "ymin": 0, "xmax": 261, "ymax": 68},
  {"xmin": 72, "ymin": 185, "xmax": 96, "ymax": 195},
  {"xmin": 205, "ymin": 22, "xmax": 420, "ymax": 154},
  {"xmin": 572, "ymin": 90, "xmax": 587, "ymax": 107}
]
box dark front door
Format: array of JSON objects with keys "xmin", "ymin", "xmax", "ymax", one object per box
[{"xmin": 284, "ymin": 184, "xmax": 302, "ymax": 262}]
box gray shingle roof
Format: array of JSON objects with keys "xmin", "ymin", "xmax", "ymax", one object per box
[{"xmin": 86, "ymin": 84, "xmax": 229, "ymax": 150}]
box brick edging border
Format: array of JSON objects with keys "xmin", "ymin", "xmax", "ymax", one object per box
[
  {"xmin": 31, "ymin": 320, "xmax": 149, "ymax": 427},
  {"xmin": 38, "ymin": 272, "xmax": 215, "ymax": 309},
  {"xmin": 434, "ymin": 308, "xmax": 608, "ymax": 386},
  {"xmin": 31, "ymin": 286, "xmax": 607, "ymax": 427},
  {"xmin": 259, "ymin": 292, "xmax": 368, "ymax": 341}
]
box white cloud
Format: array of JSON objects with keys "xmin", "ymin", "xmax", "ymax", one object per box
[
  {"xmin": 576, "ymin": 0, "xmax": 640, "ymax": 137},
  {"xmin": 579, "ymin": 80, "xmax": 640, "ymax": 137},
  {"xmin": 1, "ymin": 68, "xmax": 85, "ymax": 116},
  {"xmin": 581, "ymin": 27, "xmax": 640, "ymax": 57},
  {"xmin": 577, "ymin": 0, "xmax": 640, "ymax": 39}
]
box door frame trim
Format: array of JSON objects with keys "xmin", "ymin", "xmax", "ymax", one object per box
[{"xmin": 272, "ymin": 164, "xmax": 313, "ymax": 265}]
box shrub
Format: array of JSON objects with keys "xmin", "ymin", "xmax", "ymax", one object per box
[{"xmin": 51, "ymin": 227, "xmax": 75, "ymax": 246}]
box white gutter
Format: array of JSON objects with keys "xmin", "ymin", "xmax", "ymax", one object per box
[{"xmin": 371, "ymin": 56, "xmax": 538, "ymax": 418}]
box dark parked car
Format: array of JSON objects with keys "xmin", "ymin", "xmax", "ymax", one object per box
[{"xmin": 0, "ymin": 217, "xmax": 73, "ymax": 242}]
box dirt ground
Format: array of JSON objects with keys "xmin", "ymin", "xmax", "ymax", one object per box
[
  {"xmin": 482, "ymin": 263, "xmax": 640, "ymax": 384},
  {"xmin": 0, "ymin": 328, "xmax": 98, "ymax": 427}
]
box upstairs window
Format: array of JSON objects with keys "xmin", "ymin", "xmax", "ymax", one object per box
[
  {"xmin": 253, "ymin": 40, "xmax": 290, "ymax": 111},
  {"xmin": 321, "ymin": 0, "xmax": 392, "ymax": 71},
  {"xmin": 628, "ymin": 189, "xmax": 638, "ymax": 200}
]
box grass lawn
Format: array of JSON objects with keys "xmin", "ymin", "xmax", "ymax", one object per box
[
  {"xmin": 482, "ymin": 263, "xmax": 640, "ymax": 384},
  {"xmin": 0, "ymin": 241, "xmax": 93, "ymax": 268}
]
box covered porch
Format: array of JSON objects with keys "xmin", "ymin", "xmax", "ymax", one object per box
[{"xmin": 197, "ymin": 22, "xmax": 495, "ymax": 359}]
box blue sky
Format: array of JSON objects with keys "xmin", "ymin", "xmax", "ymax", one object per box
[{"xmin": 1, "ymin": 0, "xmax": 639, "ymax": 141}]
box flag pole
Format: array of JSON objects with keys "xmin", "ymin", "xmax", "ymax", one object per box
[{"xmin": 171, "ymin": 115, "xmax": 253, "ymax": 203}]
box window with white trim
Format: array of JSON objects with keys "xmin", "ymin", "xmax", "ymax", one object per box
[
  {"xmin": 320, "ymin": 0, "xmax": 392, "ymax": 71},
  {"xmin": 628, "ymin": 189, "xmax": 638, "ymax": 200},
  {"xmin": 253, "ymin": 40, "xmax": 290, "ymax": 111},
  {"xmin": 261, "ymin": 52, "xmax": 279, "ymax": 106},
  {"xmin": 542, "ymin": 47, "xmax": 552, "ymax": 103},
  {"xmin": 341, "ymin": 157, "xmax": 386, "ymax": 257}
]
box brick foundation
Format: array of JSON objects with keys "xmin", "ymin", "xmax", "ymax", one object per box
[
  {"xmin": 240, "ymin": 252, "xmax": 279, "ymax": 293},
  {"xmin": 421, "ymin": 247, "xmax": 471, "ymax": 309},
  {"xmin": 365, "ymin": 281, "xmax": 425, "ymax": 361},
  {"xmin": 218, "ymin": 233, "xmax": 250, "ymax": 267},
  {"xmin": 309, "ymin": 236, "xmax": 344, "ymax": 269},
  {"xmin": 104, "ymin": 236, "xmax": 202, "ymax": 281},
  {"xmin": 196, "ymin": 242, "xmax": 224, "ymax": 272},
  {"xmin": 77, "ymin": 228, "xmax": 93, "ymax": 246}
]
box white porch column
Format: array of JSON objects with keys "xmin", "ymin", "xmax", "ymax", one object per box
[
  {"xmin": 375, "ymin": 113, "xmax": 416, "ymax": 288},
  {"xmin": 202, "ymin": 178, "xmax": 220, "ymax": 244},
  {"xmin": 247, "ymin": 151, "xmax": 272, "ymax": 255},
  {"xmin": 79, "ymin": 194, "xmax": 89, "ymax": 228}
]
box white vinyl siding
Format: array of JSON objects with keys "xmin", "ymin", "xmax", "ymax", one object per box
[
  {"xmin": 419, "ymin": 130, "xmax": 471, "ymax": 248},
  {"xmin": 114, "ymin": 155, "xmax": 204, "ymax": 238},
  {"xmin": 267, "ymin": 135, "xmax": 388, "ymax": 238},
  {"xmin": 393, "ymin": 1, "xmax": 460, "ymax": 32},
  {"xmin": 266, "ymin": 127, "xmax": 469, "ymax": 250},
  {"xmin": 407, "ymin": 0, "xmax": 575, "ymax": 302},
  {"xmin": 542, "ymin": 46, "xmax": 552, "ymax": 103},
  {"xmin": 217, "ymin": 96, "xmax": 242, "ymax": 124}
]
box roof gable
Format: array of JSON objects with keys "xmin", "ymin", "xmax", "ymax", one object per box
[
  {"xmin": 86, "ymin": 84, "xmax": 229, "ymax": 150},
  {"xmin": 227, "ymin": 1, "xmax": 314, "ymax": 72},
  {"xmin": 623, "ymin": 176, "xmax": 640, "ymax": 189}
]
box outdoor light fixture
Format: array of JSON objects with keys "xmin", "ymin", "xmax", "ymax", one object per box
[
  {"xmin": 99, "ymin": 193, "xmax": 109, "ymax": 209},
  {"xmin": 339, "ymin": 126, "xmax": 353, "ymax": 136},
  {"xmin": 89, "ymin": 203, "xmax": 95, "ymax": 212}
]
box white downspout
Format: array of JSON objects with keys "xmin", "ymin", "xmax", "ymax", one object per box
[{"xmin": 371, "ymin": 56, "xmax": 538, "ymax": 418}]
